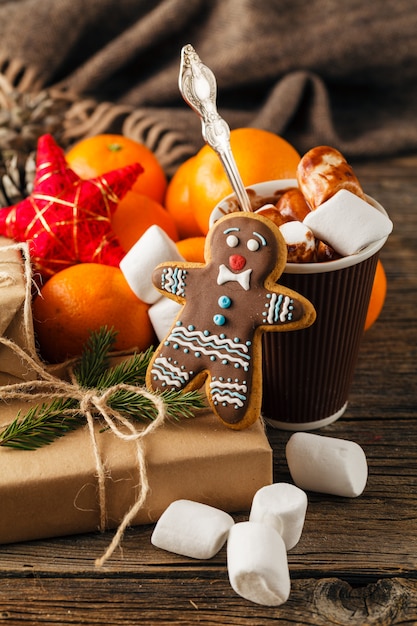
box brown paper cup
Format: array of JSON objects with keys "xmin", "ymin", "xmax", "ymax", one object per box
[{"xmin": 211, "ymin": 180, "xmax": 390, "ymax": 431}]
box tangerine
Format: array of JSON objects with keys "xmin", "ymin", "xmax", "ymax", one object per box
[
  {"xmin": 66, "ymin": 134, "xmax": 167, "ymax": 203},
  {"xmin": 111, "ymin": 190, "xmax": 178, "ymax": 252},
  {"xmin": 176, "ymin": 236, "xmax": 206, "ymax": 263},
  {"xmin": 189, "ymin": 128, "xmax": 301, "ymax": 234},
  {"xmin": 165, "ymin": 156, "xmax": 203, "ymax": 239},
  {"xmin": 364, "ymin": 259, "xmax": 387, "ymax": 330},
  {"xmin": 33, "ymin": 263, "xmax": 155, "ymax": 363}
]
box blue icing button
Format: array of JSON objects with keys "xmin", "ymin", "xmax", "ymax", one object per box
[
  {"xmin": 218, "ymin": 295, "xmax": 232, "ymax": 309},
  {"xmin": 213, "ymin": 314, "xmax": 226, "ymax": 326}
]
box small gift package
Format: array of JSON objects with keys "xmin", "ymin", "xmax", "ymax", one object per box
[
  {"xmin": 0, "ymin": 237, "xmax": 272, "ymax": 551},
  {"xmin": 0, "ymin": 237, "xmax": 40, "ymax": 385},
  {"xmin": 0, "ymin": 406, "xmax": 272, "ymax": 544}
]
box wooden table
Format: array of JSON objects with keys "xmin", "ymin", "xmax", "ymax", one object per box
[{"xmin": 0, "ymin": 154, "xmax": 416, "ymax": 625}]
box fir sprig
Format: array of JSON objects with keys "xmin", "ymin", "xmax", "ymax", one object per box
[
  {"xmin": 108, "ymin": 388, "xmax": 205, "ymax": 423},
  {"xmin": 0, "ymin": 399, "xmax": 81, "ymax": 450},
  {"xmin": 73, "ymin": 325, "xmax": 117, "ymax": 388},
  {"xmin": 93, "ymin": 346, "xmax": 154, "ymax": 390},
  {"xmin": 0, "ymin": 327, "xmax": 204, "ymax": 451}
]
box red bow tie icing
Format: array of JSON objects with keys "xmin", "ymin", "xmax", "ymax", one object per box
[
  {"xmin": 0, "ymin": 134, "xmax": 142, "ymax": 281},
  {"xmin": 146, "ymin": 212, "xmax": 316, "ymax": 430}
]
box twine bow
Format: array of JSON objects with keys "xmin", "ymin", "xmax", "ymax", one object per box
[{"xmin": 0, "ymin": 242, "xmax": 168, "ymax": 567}]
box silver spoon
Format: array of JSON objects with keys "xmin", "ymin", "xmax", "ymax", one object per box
[{"xmin": 179, "ymin": 44, "xmax": 253, "ymax": 213}]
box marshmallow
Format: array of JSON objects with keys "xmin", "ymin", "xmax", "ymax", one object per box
[
  {"xmin": 120, "ymin": 225, "xmax": 184, "ymax": 303},
  {"xmin": 151, "ymin": 500, "xmax": 234, "ymax": 560},
  {"xmin": 148, "ymin": 296, "xmax": 182, "ymax": 341},
  {"xmin": 257, "ymin": 203, "xmax": 278, "ymax": 212},
  {"xmin": 286, "ymin": 432, "xmax": 368, "ymax": 497},
  {"xmin": 279, "ymin": 221, "xmax": 316, "ymax": 263},
  {"xmin": 249, "ymin": 483, "xmax": 308, "ymax": 550},
  {"xmin": 303, "ymin": 189, "xmax": 393, "ymax": 257},
  {"xmin": 227, "ymin": 522, "xmax": 290, "ymax": 606},
  {"xmin": 275, "ymin": 188, "xmax": 310, "ymax": 222}
]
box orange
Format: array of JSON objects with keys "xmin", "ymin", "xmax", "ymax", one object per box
[
  {"xmin": 66, "ymin": 134, "xmax": 167, "ymax": 203},
  {"xmin": 176, "ymin": 236, "xmax": 206, "ymax": 263},
  {"xmin": 111, "ymin": 190, "xmax": 178, "ymax": 252},
  {"xmin": 364, "ymin": 260, "xmax": 387, "ymax": 330},
  {"xmin": 189, "ymin": 128, "xmax": 301, "ymax": 234},
  {"xmin": 165, "ymin": 157, "xmax": 203, "ymax": 239},
  {"xmin": 32, "ymin": 263, "xmax": 155, "ymax": 363}
]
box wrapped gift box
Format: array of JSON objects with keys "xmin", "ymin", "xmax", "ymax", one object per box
[
  {"xmin": 0, "ymin": 237, "xmax": 40, "ymax": 386},
  {"xmin": 0, "ymin": 401, "xmax": 272, "ymax": 544},
  {"xmin": 0, "ymin": 236, "xmax": 272, "ymax": 545}
]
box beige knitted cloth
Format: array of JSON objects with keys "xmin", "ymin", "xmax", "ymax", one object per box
[{"xmin": 1, "ymin": 0, "xmax": 416, "ymax": 173}]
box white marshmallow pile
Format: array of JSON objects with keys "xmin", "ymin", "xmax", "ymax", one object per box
[
  {"xmin": 303, "ymin": 189, "xmax": 393, "ymax": 256},
  {"xmin": 150, "ymin": 432, "xmax": 368, "ymax": 607},
  {"xmin": 151, "ymin": 485, "xmax": 300, "ymax": 607},
  {"xmin": 286, "ymin": 432, "xmax": 368, "ymax": 498},
  {"xmin": 119, "ymin": 225, "xmax": 183, "ymax": 340}
]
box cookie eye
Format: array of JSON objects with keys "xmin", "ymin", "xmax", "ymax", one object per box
[
  {"xmin": 247, "ymin": 238, "xmax": 260, "ymax": 252},
  {"xmin": 226, "ymin": 234, "xmax": 239, "ymax": 248}
]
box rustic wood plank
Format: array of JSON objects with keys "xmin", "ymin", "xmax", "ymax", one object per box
[{"xmin": 0, "ymin": 577, "xmax": 416, "ymax": 625}]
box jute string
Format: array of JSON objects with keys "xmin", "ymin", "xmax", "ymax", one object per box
[{"xmin": 0, "ymin": 242, "xmax": 168, "ymax": 567}]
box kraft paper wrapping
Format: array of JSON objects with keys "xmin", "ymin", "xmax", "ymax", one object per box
[
  {"xmin": 0, "ymin": 404, "xmax": 272, "ymax": 544},
  {"xmin": 0, "ymin": 237, "xmax": 40, "ymax": 386}
]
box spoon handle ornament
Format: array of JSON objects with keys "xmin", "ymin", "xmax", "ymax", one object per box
[{"xmin": 179, "ymin": 44, "xmax": 252, "ymax": 212}]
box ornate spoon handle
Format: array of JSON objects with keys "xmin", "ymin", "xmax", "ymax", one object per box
[{"xmin": 179, "ymin": 44, "xmax": 252, "ymax": 213}]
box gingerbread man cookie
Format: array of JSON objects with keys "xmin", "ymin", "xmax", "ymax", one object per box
[{"xmin": 146, "ymin": 212, "xmax": 316, "ymax": 429}]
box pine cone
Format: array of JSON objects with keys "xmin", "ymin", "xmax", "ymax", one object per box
[
  {"xmin": 0, "ymin": 75, "xmax": 78, "ymax": 206},
  {"xmin": 0, "ymin": 76, "xmax": 72, "ymax": 156},
  {"xmin": 0, "ymin": 148, "xmax": 35, "ymax": 207}
]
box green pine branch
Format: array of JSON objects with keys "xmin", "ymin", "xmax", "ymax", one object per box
[
  {"xmin": 0, "ymin": 398, "xmax": 81, "ymax": 450},
  {"xmin": 0, "ymin": 327, "xmax": 204, "ymax": 451},
  {"xmin": 108, "ymin": 387, "xmax": 206, "ymax": 423},
  {"xmin": 73, "ymin": 325, "xmax": 117, "ymax": 388},
  {"xmin": 94, "ymin": 345, "xmax": 154, "ymax": 390}
]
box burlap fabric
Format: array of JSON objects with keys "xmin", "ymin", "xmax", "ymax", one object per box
[{"xmin": 1, "ymin": 0, "xmax": 416, "ymax": 174}]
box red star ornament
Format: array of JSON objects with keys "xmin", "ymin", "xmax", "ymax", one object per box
[{"xmin": 0, "ymin": 134, "xmax": 143, "ymax": 281}]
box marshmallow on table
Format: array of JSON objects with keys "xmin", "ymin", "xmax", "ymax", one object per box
[
  {"xmin": 227, "ymin": 521, "xmax": 290, "ymax": 606},
  {"xmin": 286, "ymin": 432, "xmax": 368, "ymax": 498},
  {"xmin": 120, "ymin": 225, "xmax": 184, "ymax": 303},
  {"xmin": 249, "ymin": 483, "xmax": 307, "ymax": 550},
  {"xmin": 151, "ymin": 500, "xmax": 234, "ymax": 560},
  {"xmin": 303, "ymin": 189, "xmax": 393, "ymax": 256}
]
